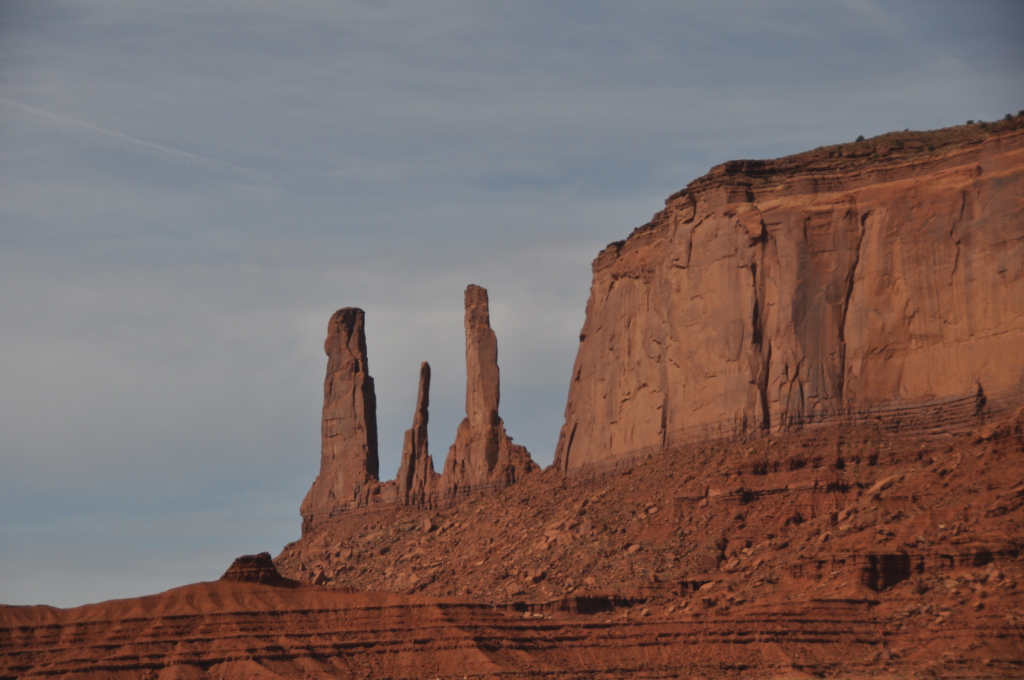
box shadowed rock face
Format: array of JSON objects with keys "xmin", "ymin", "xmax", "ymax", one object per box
[
  {"xmin": 395, "ymin": 362, "xmax": 440, "ymax": 505},
  {"xmin": 555, "ymin": 123, "xmax": 1024, "ymax": 473},
  {"xmin": 443, "ymin": 285, "xmax": 537, "ymax": 494},
  {"xmin": 301, "ymin": 308, "xmax": 378, "ymax": 529}
]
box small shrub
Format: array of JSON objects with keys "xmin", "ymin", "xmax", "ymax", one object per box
[
  {"xmin": 967, "ymin": 119, "xmax": 974, "ymax": 125},
  {"xmin": 1006, "ymin": 113, "xmax": 1013, "ymax": 121},
  {"xmin": 855, "ymin": 134, "xmax": 865, "ymax": 142},
  {"xmin": 928, "ymin": 145, "xmax": 935, "ymax": 152}
]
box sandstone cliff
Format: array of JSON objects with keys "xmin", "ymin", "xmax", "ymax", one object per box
[
  {"xmin": 301, "ymin": 308, "xmax": 378, "ymax": 527},
  {"xmin": 442, "ymin": 285, "xmax": 537, "ymax": 495},
  {"xmin": 555, "ymin": 119, "xmax": 1024, "ymax": 473}
]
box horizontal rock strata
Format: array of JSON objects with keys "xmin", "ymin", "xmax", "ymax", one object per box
[{"xmin": 6, "ymin": 582, "xmax": 1017, "ymax": 679}]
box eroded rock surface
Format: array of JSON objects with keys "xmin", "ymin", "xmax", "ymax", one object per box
[
  {"xmin": 301, "ymin": 308, "xmax": 379, "ymax": 529},
  {"xmin": 555, "ymin": 120, "xmax": 1024, "ymax": 473},
  {"xmin": 442, "ymin": 285, "xmax": 537, "ymax": 495}
]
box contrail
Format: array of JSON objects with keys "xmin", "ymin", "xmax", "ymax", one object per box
[{"xmin": 0, "ymin": 97, "xmax": 276, "ymax": 184}]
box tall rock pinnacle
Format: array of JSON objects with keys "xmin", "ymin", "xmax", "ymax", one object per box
[
  {"xmin": 442, "ymin": 285, "xmax": 537, "ymax": 494},
  {"xmin": 300, "ymin": 308, "xmax": 378, "ymax": 530},
  {"xmin": 395, "ymin": 362, "xmax": 439, "ymax": 505}
]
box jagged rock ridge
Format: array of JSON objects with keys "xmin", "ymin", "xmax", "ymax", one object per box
[
  {"xmin": 555, "ymin": 118, "xmax": 1024, "ymax": 473},
  {"xmin": 301, "ymin": 285, "xmax": 535, "ymax": 530}
]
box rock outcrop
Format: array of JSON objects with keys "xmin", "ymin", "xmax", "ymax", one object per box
[
  {"xmin": 220, "ymin": 552, "xmax": 295, "ymax": 586},
  {"xmin": 555, "ymin": 119, "xmax": 1024, "ymax": 473},
  {"xmin": 394, "ymin": 362, "xmax": 440, "ymax": 505},
  {"xmin": 301, "ymin": 288, "xmax": 535, "ymax": 527},
  {"xmin": 301, "ymin": 308, "xmax": 379, "ymax": 529},
  {"xmin": 442, "ymin": 285, "xmax": 537, "ymax": 495}
]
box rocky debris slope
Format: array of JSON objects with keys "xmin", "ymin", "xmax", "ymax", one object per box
[
  {"xmin": 7, "ymin": 421, "xmax": 1024, "ymax": 680},
  {"xmin": 277, "ymin": 422, "xmax": 1024, "ymax": 614},
  {"xmin": 301, "ymin": 286, "xmax": 536, "ymax": 531},
  {"xmin": 274, "ymin": 418, "xmax": 1024, "ymax": 677},
  {"xmin": 4, "ymin": 426, "xmax": 1022, "ymax": 679},
  {"xmin": 555, "ymin": 117, "xmax": 1024, "ymax": 472}
]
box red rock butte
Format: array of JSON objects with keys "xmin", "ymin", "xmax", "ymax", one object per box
[{"xmin": 555, "ymin": 119, "xmax": 1024, "ymax": 474}]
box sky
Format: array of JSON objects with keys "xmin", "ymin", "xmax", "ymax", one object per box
[{"xmin": 1, "ymin": 0, "xmax": 1022, "ymax": 608}]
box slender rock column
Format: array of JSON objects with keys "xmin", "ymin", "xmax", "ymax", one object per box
[
  {"xmin": 300, "ymin": 308, "xmax": 378, "ymax": 532},
  {"xmin": 442, "ymin": 285, "xmax": 537, "ymax": 495},
  {"xmin": 395, "ymin": 362, "xmax": 439, "ymax": 505}
]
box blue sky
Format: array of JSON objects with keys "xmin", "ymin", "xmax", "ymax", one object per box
[{"xmin": 1, "ymin": 0, "xmax": 1022, "ymax": 607}]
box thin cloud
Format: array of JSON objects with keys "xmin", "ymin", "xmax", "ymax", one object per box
[{"xmin": 0, "ymin": 97, "xmax": 275, "ymax": 185}]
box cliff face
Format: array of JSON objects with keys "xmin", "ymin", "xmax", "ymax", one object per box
[
  {"xmin": 555, "ymin": 121, "xmax": 1024, "ymax": 472},
  {"xmin": 301, "ymin": 308, "xmax": 378, "ymax": 525}
]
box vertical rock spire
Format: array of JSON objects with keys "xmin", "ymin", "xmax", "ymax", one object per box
[
  {"xmin": 395, "ymin": 362, "xmax": 439, "ymax": 505},
  {"xmin": 300, "ymin": 308, "xmax": 378, "ymax": 532},
  {"xmin": 442, "ymin": 285, "xmax": 537, "ymax": 495}
]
